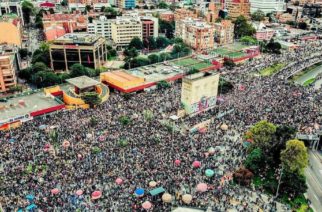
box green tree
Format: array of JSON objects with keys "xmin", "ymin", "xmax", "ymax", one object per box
[
  {"xmin": 32, "ymin": 62, "xmax": 49, "ymax": 73},
  {"xmin": 32, "ymin": 42, "xmax": 50, "ymax": 65},
  {"xmin": 159, "ymin": 52, "xmax": 171, "ymax": 61},
  {"xmin": 81, "ymin": 92, "xmax": 102, "ymax": 108},
  {"xmin": 124, "ymin": 47, "xmax": 138, "ymax": 58},
  {"xmin": 144, "ymin": 36, "xmax": 157, "ymax": 50},
  {"xmin": 158, "ymin": 1, "xmax": 168, "ymax": 9},
  {"xmin": 251, "ymin": 10, "xmax": 266, "ymax": 22},
  {"xmin": 244, "ymin": 148, "xmax": 264, "ymax": 174},
  {"xmin": 148, "ymin": 54, "xmax": 160, "ymax": 64},
  {"xmin": 249, "ymin": 120, "xmax": 277, "ymax": 149},
  {"xmin": 143, "ymin": 110, "xmax": 154, "ymax": 121},
  {"xmin": 129, "ymin": 37, "xmax": 143, "ymax": 49},
  {"xmin": 61, "ymin": 0, "xmax": 68, "ymax": 6},
  {"xmin": 119, "ymin": 116, "xmax": 131, "ymax": 125},
  {"xmin": 159, "ymin": 19, "xmax": 175, "ymax": 39},
  {"xmin": 223, "ymin": 59, "xmax": 236, "ymax": 69},
  {"xmin": 32, "ymin": 71, "xmax": 60, "ymax": 87},
  {"xmin": 18, "ymin": 67, "xmax": 32, "ymax": 80},
  {"xmin": 156, "ymin": 36, "xmax": 170, "ymax": 48},
  {"xmin": 104, "ymin": 7, "xmax": 118, "ymax": 18},
  {"xmin": 218, "ymin": 77, "xmax": 234, "ymax": 94},
  {"xmin": 157, "ymin": 80, "xmax": 171, "ymax": 89},
  {"xmin": 19, "ymin": 48, "xmax": 29, "ymax": 59},
  {"xmin": 280, "ymin": 139, "xmax": 308, "ymax": 174},
  {"xmin": 22, "ymin": 0, "xmax": 35, "ymax": 25},
  {"xmin": 280, "ymin": 170, "xmax": 307, "ymax": 198},
  {"xmin": 233, "ymin": 15, "xmax": 256, "ymax": 39},
  {"xmin": 265, "ymin": 39, "xmax": 282, "ymax": 54},
  {"xmin": 186, "ymin": 68, "xmax": 199, "ymax": 75},
  {"xmin": 70, "ymin": 64, "xmax": 88, "ymax": 77}
]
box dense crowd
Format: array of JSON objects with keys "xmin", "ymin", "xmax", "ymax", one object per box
[{"xmin": 1, "ymin": 39, "xmax": 322, "ymax": 211}]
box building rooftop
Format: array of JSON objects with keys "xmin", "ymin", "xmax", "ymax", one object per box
[
  {"xmin": 66, "ymin": 76, "xmax": 100, "ymax": 90},
  {"xmin": 184, "ymin": 72, "xmax": 217, "ymax": 81},
  {"xmin": 53, "ymin": 33, "xmax": 102, "ymax": 45}
]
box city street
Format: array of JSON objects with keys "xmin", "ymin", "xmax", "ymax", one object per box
[{"xmin": 306, "ymin": 151, "xmax": 322, "ymax": 211}]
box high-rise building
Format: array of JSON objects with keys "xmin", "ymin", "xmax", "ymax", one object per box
[
  {"xmin": 226, "ymin": 0, "xmax": 251, "ymax": 20},
  {"xmin": 214, "ymin": 20, "xmax": 234, "ymax": 45},
  {"xmin": 0, "ymin": 52, "xmax": 17, "ymax": 93},
  {"xmin": 175, "ymin": 18, "xmax": 215, "ymax": 52},
  {"xmin": 111, "ymin": 17, "xmax": 142, "ymax": 47},
  {"xmin": 87, "ymin": 16, "xmax": 115, "ymax": 40},
  {"xmin": 68, "ymin": 0, "xmax": 110, "ymax": 10},
  {"xmin": 249, "ymin": 0, "xmax": 286, "ymax": 14},
  {"xmin": 117, "ymin": 0, "xmax": 136, "ymax": 9},
  {"xmin": 49, "ymin": 33, "xmax": 108, "ymax": 71}
]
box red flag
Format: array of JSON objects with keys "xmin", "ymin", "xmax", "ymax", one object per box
[{"xmin": 87, "ymin": 55, "xmax": 91, "ymax": 64}]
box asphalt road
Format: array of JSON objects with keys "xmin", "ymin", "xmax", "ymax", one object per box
[{"xmin": 305, "ymin": 151, "xmax": 322, "ymax": 211}]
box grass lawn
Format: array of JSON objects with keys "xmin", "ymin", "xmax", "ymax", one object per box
[
  {"xmin": 291, "ymin": 62, "xmax": 322, "ymax": 81},
  {"xmin": 225, "ymin": 51, "xmax": 246, "ymax": 59},
  {"xmin": 303, "ymin": 78, "xmax": 316, "ymax": 87},
  {"xmin": 173, "ymin": 58, "xmax": 199, "ymax": 67},
  {"xmin": 191, "ymin": 62, "xmax": 212, "ymax": 70},
  {"xmin": 260, "ymin": 63, "xmax": 285, "ymax": 76},
  {"xmin": 210, "ymin": 48, "xmax": 231, "ymax": 55}
]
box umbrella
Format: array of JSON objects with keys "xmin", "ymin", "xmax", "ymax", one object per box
[
  {"xmin": 192, "ymin": 161, "xmax": 201, "ymax": 168},
  {"xmin": 196, "ymin": 183, "xmax": 208, "ymax": 192},
  {"xmin": 115, "ymin": 178, "xmax": 123, "ymax": 185},
  {"xmin": 75, "ymin": 190, "xmax": 83, "ymax": 196},
  {"xmin": 142, "ymin": 201, "xmax": 152, "ymax": 210},
  {"xmin": 162, "ymin": 193, "xmax": 172, "ymax": 203},
  {"xmin": 26, "ymin": 194, "xmax": 34, "ymax": 201},
  {"xmin": 99, "ymin": 136, "xmax": 105, "ymax": 142},
  {"xmin": 246, "ymin": 138, "xmax": 253, "ymax": 143},
  {"xmin": 26, "ymin": 204, "xmax": 37, "ymax": 211},
  {"xmin": 174, "ymin": 159, "xmax": 181, "ymax": 166},
  {"xmin": 149, "ymin": 181, "xmax": 157, "ymax": 188},
  {"xmin": 208, "ymin": 147, "xmax": 215, "ymax": 154},
  {"xmin": 205, "ymin": 169, "xmax": 215, "ymax": 177},
  {"xmin": 38, "ymin": 125, "xmax": 47, "ymax": 130},
  {"xmin": 243, "ymin": 142, "xmax": 251, "ymax": 148},
  {"xmin": 9, "ymin": 138, "xmax": 15, "ymax": 143},
  {"xmin": 134, "ymin": 188, "xmax": 144, "ymax": 196},
  {"xmin": 62, "ymin": 140, "xmax": 70, "ymax": 148},
  {"xmin": 220, "ymin": 124, "xmax": 228, "ymax": 131},
  {"xmin": 91, "ymin": 191, "xmax": 102, "ymax": 200},
  {"xmin": 51, "ymin": 188, "xmax": 60, "ymax": 195},
  {"xmin": 182, "ymin": 194, "xmax": 192, "ymax": 204}
]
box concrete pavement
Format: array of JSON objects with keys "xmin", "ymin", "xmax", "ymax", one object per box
[{"xmin": 305, "ymin": 151, "xmax": 322, "ymax": 211}]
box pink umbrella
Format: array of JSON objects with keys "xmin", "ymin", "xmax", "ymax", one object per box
[
  {"xmin": 192, "ymin": 161, "xmax": 201, "ymax": 168},
  {"xmin": 174, "ymin": 159, "xmax": 181, "ymax": 166},
  {"xmin": 51, "ymin": 188, "xmax": 60, "ymax": 195},
  {"xmin": 99, "ymin": 136, "xmax": 105, "ymax": 142},
  {"xmin": 91, "ymin": 191, "xmax": 102, "ymax": 200},
  {"xmin": 142, "ymin": 201, "xmax": 152, "ymax": 210},
  {"xmin": 75, "ymin": 189, "xmax": 83, "ymax": 196},
  {"xmin": 196, "ymin": 183, "xmax": 208, "ymax": 192},
  {"xmin": 62, "ymin": 140, "xmax": 70, "ymax": 148},
  {"xmin": 115, "ymin": 178, "xmax": 123, "ymax": 185},
  {"xmin": 77, "ymin": 154, "xmax": 83, "ymax": 160}
]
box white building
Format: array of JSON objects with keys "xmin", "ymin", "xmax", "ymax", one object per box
[
  {"xmin": 0, "ymin": 0, "xmax": 23, "ymax": 24},
  {"xmin": 249, "ymin": 0, "xmax": 286, "ymax": 14},
  {"xmin": 87, "ymin": 16, "xmax": 115, "ymax": 40},
  {"xmin": 111, "ymin": 16, "xmax": 142, "ymax": 47}
]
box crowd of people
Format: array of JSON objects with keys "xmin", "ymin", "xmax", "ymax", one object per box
[{"xmin": 1, "ymin": 39, "xmax": 322, "ymax": 211}]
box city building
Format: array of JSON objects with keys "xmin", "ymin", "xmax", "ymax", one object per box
[
  {"xmin": 0, "ymin": 13, "xmax": 22, "ymax": 47},
  {"xmin": 49, "ymin": 33, "xmax": 108, "ymax": 71},
  {"xmin": 249, "ymin": 0, "xmax": 286, "ymax": 14},
  {"xmin": 159, "ymin": 11, "xmax": 175, "ymax": 22},
  {"xmin": 181, "ymin": 72, "xmax": 219, "ymax": 114},
  {"xmin": 87, "ymin": 16, "xmax": 115, "ymax": 40},
  {"xmin": 252, "ymin": 22, "xmax": 275, "ymax": 41},
  {"xmin": 226, "ymin": 0, "xmax": 251, "ymax": 20},
  {"xmin": 0, "ymin": 46, "xmax": 17, "ymax": 93},
  {"xmin": 0, "ymin": 0, "xmax": 23, "ymax": 25},
  {"xmin": 205, "ymin": 2, "xmax": 221, "ymax": 24},
  {"xmin": 43, "ymin": 12, "xmax": 88, "ymax": 41},
  {"xmin": 293, "ymin": 0, "xmax": 322, "ymax": 5},
  {"xmin": 140, "ymin": 16, "xmax": 158, "ymax": 41},
  {"xmin": 111, "ymin": 17, "xmax": 142, "ymax": 47},
  {"xmin": 174, "ymin": 8, "xmax": 199, "ymax": 21},
  {"xmin": 117, "ymin": 0, "xmax": 136, "ymax": 9},
  {"xmin": 214, "ymin": 20, "xmax": 234, "ymax": 45},
  {"xmin": 176, "ymin": 18, "xmax": 215, "ymax": 51},
  {"xmin": 68, "ymin": 0, "xmax": 110, "ymax": 10}
]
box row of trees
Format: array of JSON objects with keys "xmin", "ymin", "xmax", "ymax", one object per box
[
  {"xmin": 235, "ymin": 120, "xmax": 309, "ymax": 209},
  {"xmin": 128, "ymin": 36, "xmax": 171, "ymax": 51},
  {"xmin": 123, "ymin": 37, "xmax": 191, "ymax": 69}
]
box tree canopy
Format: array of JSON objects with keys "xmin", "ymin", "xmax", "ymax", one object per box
[
  {"xmin": 249, "ymin": 120, "xmax": 277, "ymax": 149},
  {"xmin": 280, "ymin": 139, "xmax": 308, "ymax": 174},
  {"xmin": 81, "ymin": 92, "xmax": 102, "ymax": 108},
  {"xmin": 128, "ymin": 37, "xmax": 143, "ymax": 50},
  {"xmin": 251, "ymin": 10, "xmax": 266, "ymax": 22},
  {"xmin": 22, "ymin": 0, "xmax": 35, "ymax": 25},
  {"xmin": 233, "ymin": 16, "xmax": 256, "ymax": 39}
]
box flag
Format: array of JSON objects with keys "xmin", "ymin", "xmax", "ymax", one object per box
[{"xmin": 87, "ymin": 55, "xmax": 91, "ymax": 64}]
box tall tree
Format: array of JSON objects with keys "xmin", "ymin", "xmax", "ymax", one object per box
[
  {"xmin": 156, "ymin": 36, "xmax": 170, "ymax": 48},
  {"xmin": 233, "ymin": 15, "xmax": 256, "ymax": 39},
  {"xmin": 251, "ymin": 10, "xmax": 266, "ymax": 22},
  {"xmin": 280, "ymin": 139, "xmax": 308, "ymax": 174},
  {"xmin": 128, "ymin": 37, "xmax": 143, "ymax": 50},
  {"xmin": 22, "ymin": 0, "xmax": 35, "ymax": 25},
  {"xmin": 158, "ymin": 1, "xmax": 169, "ymax": 9},
  {"xmin": 249, "ymin": 120, "xmax": 277, "ymax": 149}
]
